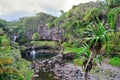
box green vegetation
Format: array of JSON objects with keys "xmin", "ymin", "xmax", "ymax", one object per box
[
  {"xmin": 17, "ymin": 13, "xmax": 55, "ymax": 35},
  {"xmin": 0, "ymin": 19, "xmax": 8, "ymax": 32},
  {"xmin": 32, "ymin": 32, "xmax": 40, "ymax": 41},
  {"xmin": 30, "ymin": 41, "xmax": 59, "ymax": 47},
  {"xmin": 107, "ymin": 7, "xmax": 120, "ymax": 30},
  {"xmin": 0, "ymin": 0, "xmax": 120, "ymax": 80},
  {"xmin": 70, "ymin": 19, "xmax": 108, "ymax": 80},
  {"xmin": 106, "ymin": 32, "xmax": 120, "ymax": 54},
  {"xmin": 64, "ymin": 47, "xmax": 83, "ymax": 54},
  {"xmin": 73, "ymin": 58, "xmax": 85, "ymax": 66},
  {"xmin": 108, "ymin": 57, "xmax": 120, "ymax": 67},
  {"xmin": 0, "ymin": 33, "xmax": 33, "ymax": 80},
  {"xmin": 106, "ymin": 0, "xmax": 120, "ymax": 8},
  {"xmin": 84, "ymin": 8, "xmax": 101, "ymax": 22}
]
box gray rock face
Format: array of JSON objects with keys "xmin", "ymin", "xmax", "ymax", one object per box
[
  {"xmin": 116, "ymin": 14, "xmax": 120, "ymax": 31},
  {"xmin": 30, "ymin": 54, "xmax": 120, "ymax": 80},
  {"xmin": 31, "ymin": 58, "xmax": 84, "ymax": 80},
  {"xmin": 25, "ymin": 28, "xmax": 37, "ymax": 40},
  {"xmin": 37, "ymin": 24, "xmax": 64, "ymax": 42},
  {"xmin": 24, "ymin": 24, "xmax": 64, "ymax": 42}
]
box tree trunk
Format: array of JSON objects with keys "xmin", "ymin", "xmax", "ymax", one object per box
[{"xmin": 83, "ymin": 51, "xmax": 95, "ymax": 80}]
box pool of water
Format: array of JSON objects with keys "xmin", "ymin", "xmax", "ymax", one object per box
[
  {"xmin": 22, "ymin": 52, "xmax": 58, "ymax": 80},
  {"xmin": 23, "ymin": 53, "xmax": 56, "ymax": 61},
  {"xmin": 34, "ymin": 70, "xmax": 59, "ymax": 80}
]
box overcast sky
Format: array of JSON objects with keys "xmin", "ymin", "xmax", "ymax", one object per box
[{"xmin": 0, "ymin": 0, "xmax": 97, "ymax": 21}]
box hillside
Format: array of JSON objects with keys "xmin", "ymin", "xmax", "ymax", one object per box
[{"xmin": 0, "ymin": 0, "xmax": 120, "ymax": 80}]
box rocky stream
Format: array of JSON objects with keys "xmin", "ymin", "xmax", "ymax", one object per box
[{"xmin": 21, "ymin": 45, "xmax": 120, "ymax": 80}]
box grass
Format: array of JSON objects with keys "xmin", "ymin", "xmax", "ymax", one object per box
[
  {"xmin": 30, "ymin": 41, "xmax": 59, "ymax": 47},
  {"xmin": 73, "ymin": 57, "xmax": 85, "ymax": 66},
  {"xmin": 64, "ymin": 47, "xmax": 83, "ymax": 54},
  {"xmin": 108, "ymin": 57, "xmax": 120, "ymax": 67}
]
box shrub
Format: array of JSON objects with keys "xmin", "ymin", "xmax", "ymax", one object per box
[
  {"xmin": 107, "ymin": 7, "xmax": 120, "ymax": 30},
  {"xmin": 32, "ymin": 32, "xmax": 40, "ymax": 41},
  {"xmin": 84, "ymin": 8, "xmax": 101, "ymax": 22},
  {"xmin": 19, "ymin": 37, "xmax": 28, "ymax": 44},
  {"xmin": 73, "ymin": 57, "xmax": 85, "ymax": 66},
  {"xmin": 106, "ymin": 32, "xmax": 120, "ymax": 54},
  {"xmin": 0, "ymin": 35, "xmax": 33, "ymax": 80},
  {"xmin": 0, "ymin": 35, "xmax": 10, "ymax": 46}
]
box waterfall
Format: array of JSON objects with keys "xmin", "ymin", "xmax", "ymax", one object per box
[
  {"xmin": 13, "ymin": 35, "xmax": 17, "ymax": 42},
  {"xmin": 30, "ymin": 47, "xmax": 36, "ymax": 59}
]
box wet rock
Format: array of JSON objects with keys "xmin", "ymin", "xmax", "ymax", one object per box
[
  {"xmin": 31, "ymin": 55, "xmax": 120, "ymax": 80},
  {"xmin": 33, "ymin": 74, "xmax": 39, "ymax": 78},
  {"xmin": 62, "ymin": 52, "xmax": 75, "ymax": 60},
  {"xmin": 53, "ymin": 63, "xmax": 83, "ymax": 80},
  {"xmin": 34, "ymin": 69, "xmax": 39, "ymax": 74}
]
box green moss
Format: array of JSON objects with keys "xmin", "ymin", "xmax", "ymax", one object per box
[
  {"xmin": 73, "ymin": 58, "xmax": 85, "ymax": 66},
  {"xmin": 30, "ymin": 41, "xmax": 59, "ymax": 48},
  {"xmin": 64, "ymin": 47, "xmax": 83, "ymax": 54},
  {"xmin": 108, "ymin": 57, "xmax": 120, "ymax": 67}
]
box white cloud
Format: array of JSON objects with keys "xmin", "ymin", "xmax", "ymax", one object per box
[
  {"xmin": 65, "ymin": 0, "xmax": 97, "ymax": 11},
  {"xmin": 0, "ymin": 0, "xmax": 65, "ymax": 15},
  {"xmin": 0, "ymin": 0, "xmax": 97, "ymax": 20}
]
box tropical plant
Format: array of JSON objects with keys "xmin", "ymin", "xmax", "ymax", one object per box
[{"xmin": 83, "ymin": 18, "xmax": 108, "ymax": 80}]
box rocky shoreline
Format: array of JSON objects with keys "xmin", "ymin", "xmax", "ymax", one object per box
[{"xmin": 30, "ymin": 55, "xmax": 120, "ymax": 80}]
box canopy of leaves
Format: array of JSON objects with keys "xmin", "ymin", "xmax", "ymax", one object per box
[
  {"xmin": 0, "ymin": 19, "xmax": 8, "ymax": 32},
  {"xmin": 17, "ymin": 12, "xmax": 55, "ymax": 32}
]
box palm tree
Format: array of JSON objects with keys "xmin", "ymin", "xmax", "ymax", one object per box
[{"xmin": 83, "ymin": 18, "xmax": 108, "ymax": 80}]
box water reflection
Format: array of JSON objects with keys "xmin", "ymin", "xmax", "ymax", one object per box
[
  {"xmin": 23, "ymin": 50, "xmax": 56, "ymax": 61},
  {"xmin": 34, "ymin": 70, "xmax": 58, "ymax": 80}
]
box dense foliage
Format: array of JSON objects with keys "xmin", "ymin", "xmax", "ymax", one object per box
[
  {"xmin": 0, "ymin": 32, "xmax": 33, "ymax": 80},
  {"xmin": 107, "ymin": 7, "xmax": 120, "ymax": 30}
]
